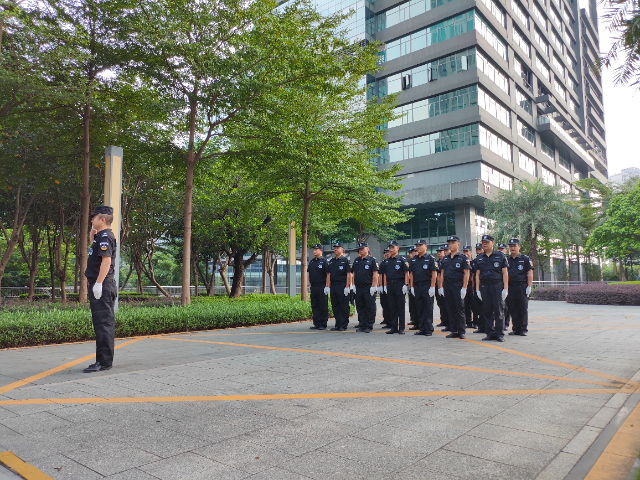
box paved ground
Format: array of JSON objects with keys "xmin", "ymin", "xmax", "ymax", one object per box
[{"xmin": 1, "ymin": 300, "xmax": 640, "ymax": 480}]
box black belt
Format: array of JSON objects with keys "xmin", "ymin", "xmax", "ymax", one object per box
[
  {"xmin": 387, "ymin": 279, "xmax": 405, "ymax": 285},
  {"xmin": 355, "ymin": 283, "xmax": 372, "ymax": 287},
  {"xmin": 413, "ymin": 280, "xmax": 430, "ymax": 286},
  {"xmin": 311, "ymin": 283, "xmax": 325, "ymax": 287},
  {"xmin": 482, "ymin": 279, "xmax": 503, "ymax": 285},
  {"xmin": 509, "ymin": 281, "xmax": 528, "ymax": 285},
  {"xmin": 445, "ymin": 278, "xmax": 463, "ymax": 283}
]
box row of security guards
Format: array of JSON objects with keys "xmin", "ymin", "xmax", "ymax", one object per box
[{"xmin": 307, "ymin": 235, "xmax": 533, "ymax": 341}]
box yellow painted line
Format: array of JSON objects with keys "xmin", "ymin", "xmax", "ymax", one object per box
[
  {"xmin": 432, "ymin": 331, "xmax": 638, "ymax": 387},
  {"xmin": 157, "ymin": 337, "xmax": 622, "ymax": 387},
  {"xmin": 584, "ymin": 395, "xmax": 640, "ymax": 480},
  {"xmin": 0, "ymin": 451, "xmax": 54, "ymax": 480},
  {"xmin": 0, "ymin": 337, "xmax": 144, "ymax": 395},
  {"xmin": 0, "ymin": 388, "xmax": 632, "ymax": 406}
]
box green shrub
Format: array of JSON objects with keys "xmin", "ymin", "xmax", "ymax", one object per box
[
  {"xmin": 530, "ymin": 287, "xmax": 566, "ymax": 301},
  {"xmin": 18, "ymin": 293, "xmax": 49, "ymax": 301}
]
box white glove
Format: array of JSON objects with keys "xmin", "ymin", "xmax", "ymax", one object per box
[
  {"xmin": 526, "ymin": 286, "xmax": 531, "ymax": 297},
  {"xmin": 384, "ymin": 286, "xmax": 387, "ymax": 294},
  {"xmin": 93, "ymin": 282, "xmax": 103, "ymax": 300},
  {"xmin": 460, "ymin": 288, "xmax": 466, "ymax": 299},
  {"xmin": 402, "ymin": 285, "xmax": 408, "ymax": 295},
  {"xmin": 438, "ymin": 287, "xmax": 444, "ymax": 296},
  {"xmin": 502, "ymin": 289, "xmax": 508, "ymax": 301},
  {"xmin": 410, "ymin": 287, "xmax": 415, "ymax": 296},
  {"xmin": 378, "ymin": 286, "xmax": 383, "ymax": 293},
  {"xmin": 370, "ymin": 287, "xmax": 376, "ymax": 296},
  {"xmin": 350, "ymin": 284, "xmax": 355, "ymax": 292},
  {"xmin": 344, "ymin": 287, "xmax": 349, "ymax": 296},
  {"xmin": 324, "ymin": 287, "xmax": 330, "ymax": 295},
  {"xmin": 476, "ymin": 291, "xmax": 482, "ymax": 301},
  {"xmin": 428, "ymin": 287, "xmax": 435, "ymax": 297}
]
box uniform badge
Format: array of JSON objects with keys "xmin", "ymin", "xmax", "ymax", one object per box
[
  {"xmin": 365, "ymin": 265, "xmax": 369, "ymax": 269},
  {"xmin": 423, "ymin": 264, "xmax": 428, "ymax": 269},
  {"xmin": 89, "ymin": 247, "xmax": 93, "ymax": 255},
  {"xmin": 102, "ymin": 232, "xmax": 108, "ymax": 237},
  {"xmin": 455, "ymin": 263, "xmax": 460, "ymax": 268},
  {"xmin": 339, "ymin": 266, "xmax": 343, "ymax": 270},
  {"xmin": 494, "ymin": 262, "xmax": 500, "ymax": 267},
  {"xmin": 318, "ymin": 264, "xmax": 323, "ymax": 268},
  {"xmin": 100, "ymin": 242, "xmax": 109, "ymax": 251},
  {"xmin": 395, "ymin": 265, "xmax": 400, "ymax": 270},
  {"xmin": 518, "ymin": 265, "xmax": 523, "ymax": 270}
]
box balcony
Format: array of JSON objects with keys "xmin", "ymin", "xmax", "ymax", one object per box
[
  {"xmin": 588, "ymin": 105, "xmax": 605, "ymax": 132},
  {"xmin": 585, "ymin": 82, "xmax": 604, "ymax": 111},
  {"xmin": 537, "ymin": 114, "xmax": 595, "ymax": 173},
  {"xmin": 589, "ymin": 126, "xmax": 607, "ymax": 149},
  {"xmin": 580, "ymin": 10, "xmax": 600, "ymax": 50}
]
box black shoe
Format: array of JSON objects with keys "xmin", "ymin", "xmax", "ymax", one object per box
[
  {"xmin": 398, "ymin": 330, "xmax": 405, "ymax": 334},
  {"xmin": 508, "ymin": 331, "xmax": 518, "ymax": 336},
  {"xmin": 356, "ymin": 328, "xmax": 365, "ymax": 332},
  {"xmin": 364, "ymin": 328, "xmax": 372, "ymax": 333},
  {"xmin": 473, "ymin": 329, "xmax": 485, "ymax": 334},
  {"xmin": 409, "ymin": 326, "xmax": 420, "ymax": 330},
  {"xmin": 310, "ymin": 326, "xmax": 320, "ymax": 330},
  {"xmin": 83, "ymin": 362, "xmax": 111, "ymax": 373},
  {"xmin": 519, "ymin": 332, "xmax": 527, "ymax": 336},
  {"xmin": 414, "ymin": 331, "xmax": 426, "ymax": 336},
  {"xmin": 441, "ymin": 328, "xmax": 451, "ymax": 332},
  {"xmin": 381, "ymin": 325, "xmax": 392, "ymax": 329},
  {"xmin": 318, "ymin": 327, "xmax": 326, "ymax": 331},
  {"xmin": 425, "ymin": 332, "xmax": 433, "ymax": 336},
  {"xmin": 386, "ymin": 329, "xmax": 398, "ymax": 334},
  {"xmin": 436, "ymin": 322, "xmax": 445, "ymax": 327},
  {"xmin": 407, "ymin": 322, "xmax": 415, "ymax": 325},
  {"xmin": 481, "ymin": 336, "xmax": 494, "ymax": 341},
  {"xmin": 338, "ymin": 328, "xmax": 346, "ymax": 331},
  {"xmin": 330, "ymin": 327, "xmax": 340, "ymax": 331},
  {"xmin": 459, "ymin": 333, "xmax": 466, "ymax": 339},
  {"xmin": 354, "ymin": 324, "xmax": 363, "ymax": 329},
  {"xmin": 496, "ymin": 336, "xmax": 505, "ymax": 342},
  {"xmin": 445, "ymin": 333, "xmax": 459, "ymax": 338}
]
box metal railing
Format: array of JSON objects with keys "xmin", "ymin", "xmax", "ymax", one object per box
[{"xmin": 532, "ymin": 280, "xmax": 600, "ymax": 288}]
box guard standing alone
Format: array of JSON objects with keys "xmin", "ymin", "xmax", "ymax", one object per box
[
  {"xmin": 383, "ymin": 240, "xmax": 409, "ymax": 334},
  {"xmin": 351, "ymin": 242, "xmax": 379, "ymax": 333},
  {"xmin": 475, "ymin": 235, "xmax": 509, "ymax": 342},
  {"xmin": 327, "ymin": 242, "xmax": 351, "ymax": 331},
  {"xmin": 409, "ymin": 239, "xmax": 438, "ymax": 336},
  {"xmin": 83, "ymin": 206, "xmax": 118, "ymax": 373},
  {"xmin": 438, "ymin": 236, "xmax": 471, "ymax": 339},
  {"xmin": 506, "ymin": 238, "xmax": 534, "ymax": 336},
  {"xmin": 308, "ymin": 244, "xmax": 329, "ymax": 330}
]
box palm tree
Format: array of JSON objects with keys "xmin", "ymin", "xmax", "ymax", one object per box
[
  {"xmin": 598, "ymin": 0, "xmax": 640, "ymax": 87},
  {"xmin": 485, "ymin": 180, "xmax": 582, "ymax": 280}
]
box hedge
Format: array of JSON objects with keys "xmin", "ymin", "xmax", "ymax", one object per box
[
  {"xmin": 530, "ymin": 283, "xmax": 640, "ymax": 305},
  {"xmin": 530, "ymin": 288, "xmax": 567, "ymax": 301},
  {"xmin": 0, "ymin": 294, "xmax": 355, "ymax": 349}
]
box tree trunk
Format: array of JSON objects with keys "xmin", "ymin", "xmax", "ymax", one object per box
[
  {"xmin": 46, "ymin": 225, "xmax": 56, "ymax": 299},
  {"xmin": 528, "ymin": 226, "xmax": 540, "ymax": 282},
  {"xmin": 208, "ymin": 259, "xmax": 216, "ymax": 296},
  {"xmin": 575, "ymin": 246, "xmax": 581, "ymax": 282},
  {"xmin": 78, "ymin": 101, "xmax": 92, "ymax": 303},
  {"xmin": 196, "ymin": 261, "xmax": 210, "ymax": 296},
  {"xmin": 217, "ymin": 252, "xmax": 231, "ymax": 295},
  {"xmin": 262, "ymin": 249, "xmax": 267, "ymax": 294},
  {"xmin": 18, "ymin": 218, "xmax": 43, "ymax": 300},
  {"xmin": 120, "ymin": 263, "xmax": 133, "ymax": 291},
  {"xmin": 230, "ymin": 251, "xmax": 246, "ymax": 298},
  {"xmin": 301, "ymin": 180, "xmax": 311, "ymax": 302},
  {"xmin": 192, "ymin": 257, "xmax": 198, "ymax": 297},
  {"xmin": 613, "ymin": 259, "xmax": 618, "ymax": 277}
]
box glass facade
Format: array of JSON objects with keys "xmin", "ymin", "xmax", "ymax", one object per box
[
  {"xmin": 541, "ymin": 140, "xmax": 554, "ymax": 159},
  {"xmin": 541, "ymin": 165, "xmax": 556, "ymax": 185},
  {"xmin": 482, "ymin": 164, "xmax": 513, "ymax": 189},
  {"xmin": 397, "ymin": 206, "xmax": 456, "ymax": 243},
  {"xmin": 519, "ymin": 151, "xmax": 536, "ymax": 176},
  {"xmin": 512, "ymin": 1, "xmax": 529, "ymax": 28},
  {"xmin": 479, "ymin": 126, "xmax": 512, "ymax": 162},
  {"xmin": 516, "ymin": 88, "xmax": 532, "ymax": 114},
  {"xmin": 517, "ymin": 119, "xmax": 535, "ymax": 146},
  {"xmin": 307, "ymin": 0, "xmax": 372, "ymax": 42},
  {"xmin": 513, "ymin": 27, "xmax": 531, "ymax": 58},
  {"xmin": 371, "ymin": 0, "xmax": 455, "ymax": 33}
]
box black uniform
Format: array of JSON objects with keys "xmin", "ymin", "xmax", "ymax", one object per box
[
  {"xmin": 464, "ymin": 258, "xmax": 474, "ymax": 328},
  {"xmin": 471, "ymin": 257, "xmax": 485, "ymax": 332},
  {"xmin": 506, "ymin": 254, "xmax": 533, "ymax": 334},
  {"xmin": 328, "ymin": 255, "xmax": 351, "ymax": 330},
  {"xmin": 379, "ymin": 259, "xmax": 390, "ymax": 325},
  {"xmin": 385, "ymin": 254, "xmax": 409, "ymax": 332},
  {"xmin": 352, "ymin": 255, "xmax": 379, "ymax": 330},
  {"xmin": 475, "ymin": 250, "xmax": 508, "ymax": 339},
  {"xmin": 441, "ymin": 252, "xmax": 471, "ymax": 335},
  {"xmin": 308, "ymin": 255, "xmax": 329, "ymax": 329},
  {"xmin": 85, "ymin": 228, "xmax": 118, "ymax": 368},
  {"xmin": 410, "ymin": 253, "xmax": 438, "ymax": 334},
  {"xmin": 435, "ymin": 261, "xmax": 449, "ymax": 327}
]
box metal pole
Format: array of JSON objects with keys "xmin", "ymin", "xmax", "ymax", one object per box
[
  {"xmin": 288, "ymin": 221, "xmax": 296, "ymax": 298},
  {"xmin": 104, "ymin": 146, "xmax": 123, "ymax": 312}
]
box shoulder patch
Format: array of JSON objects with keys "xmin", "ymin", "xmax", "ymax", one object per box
[
  {"xmin": 99, "ymin": 241, "xmax": 109, "ymax": 251},
  {"xmin": 102, "ymin": 232, "xmax": 108, "ymax": 237}
]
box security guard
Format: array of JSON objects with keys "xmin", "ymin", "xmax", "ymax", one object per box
[
  {"xmin": 439, "ymin": 236, "xmax": 471, "ymax": 339},
  {"xmin": 383, "ymin": 240, "xmax": 409, "ymax": 334},
  {"xmin": 497, "ymin": 242, "xmax": 511, "ymax": 331},
  {"xmin": 462, "ymin": 246, "xmax": 474, "ymax": 329},
  {"xmin": 506, "ymin": 238, "xmax": 534, "ymax": 336},
  {"xmin": 378, "ymin": 248, "xmax": 391, "ymax": 328},
  {"xmin": 472, "ymin": 243, "xmax": 485, "ymax": 333},
  {"xmin": 475, "ymin": 234, "xmax": 509, "ymax": 342},
  {"xmin": 438, "ymin": 244, "xmax": 452, "ymax": 332},
  {"xmin": 327, "ymin": 242, "xmax": 351, "ymax": 331},
  {"xmin": 409, "ymin": 239, "xmax": 438, "ymax": 336},
  {"xmin": 83, "ymin": 206, "xmax": 118, "ymax": 373},
  {"xmin": 351, "ymin": 242, "xmax": 379, "ymax": 333},
  {"xmin": 407, "ymin": 246, "xmax": 418, "ymax": 328},
  {"xmin": 435, "ymin": 246, "xmax": 449, "ymax": 328},
  {"xmin": 308, "ymin": 244, "xmax": 329, "ymax": 330}
]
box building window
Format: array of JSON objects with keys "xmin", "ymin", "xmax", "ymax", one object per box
[
  {"xmin": 517, "ymin": 119, "xmax": 535, "ymax": 146},
  {"xmin": 554, "ymin": 78, "xmax": 566, "ymax": 100},
  {"xmin": 475, "ymin": 11, "xmax": 508, "ymax": 60},
  {"xmin": 513, "ymin": 27, "xmax": 531, "ymax": 57},
  {"xmin": 541, "ymin": 140, "xmax": 554, "ymax": 159},
  {"xmin": 567, "ymin": 75, "xmax": 578, "ymax": 93},
  {"xmin": 534, "ymin": 28, "xmax": 549, "ymax": 55},
  {"xmin": 569, "ymin": 97, "xmax": 578, "ymax": 113},
  {"xmin": 478, "ymin": 0, "xmax": 506, "ymax": 26},
  {"xmin": 550, "ymin": 7, "xmax": 562, "ymax": 30},
  {"xmin": 533, "ymin": 2, "xmax": 547, "ymax": 29},
  {"xmin": 552, "ymin": 54, "xmax": 565, "ymax": 76},
  {"xmin": 373, "ymin": 0, "xmax": 455, "ymax": 33},
  {"xmin": 536, "ymin": 54, "xmax": 550, "ymax": 81},
  {"xmin": 512, "ymin": 1, "xmax": 529, "ymax": 28},
  {"xmin": 478, "ymin": 88, "xmax": 511, "ymax": 127},
  {"xmin": 560, "ymin": 178, "xmax": 571, "ymax": 194},
  {"xmin": 479, "ymin": 125, "xmax": 512, "ymax": 162},
  {"xmin": 397, "ymin": 206, "xmax": 456, "ymax": 241},
  {"xmin": 476, "ymin": 50, "xmax": 509, "ymax": 93},
  {"xmin": 541, "ymin": 165, "xmax": 556, "ymax": 185},
  {"xmin": 516, "ymin": 88, "xmax": 533, "ymax": 114},
  {"xmin": 551, "ymin": 29, "xmax": 564, "ymax": 53},
  {"xmin": 562, "ymin": 28, "xmax": 571, "ymax": 44},
  {"xmin": 519, "ymin": 151, "xmax": 537, "ymax": 176},
  {"xmin": 482, "ymin": 164, "xmax": 513, "ymax": 190},
  {"xmin": 559, "ymin": 152, "xmax": 570, "ymax": 171}
]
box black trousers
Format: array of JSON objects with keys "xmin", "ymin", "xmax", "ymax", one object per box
[
  {"xmin": 380, "ymin": 291, "xmax": 390, "ymax": 324},
  {"xmin": 464, "ymin": 286, "xmax": 473, "ymax": 326},
  {"xmin": 504, "ymin": 304, "xmax": 511, "ymax": 328},
  {"xmin": 506, "ymin": 283, "xmax": 529, "ymax": 333},
  {"xmin": 472, "ymin": 291, "xmax": 485, "ymax": 332},
  {"xmin": 310, "ymin": 285, "xmax": 328, "ymax": 328},
  {"xmin": 480, "ymin": 281, "xmax": 505, "ymax": 338},
  {"xmin": 386, "ymin": 283, "xmax": 406, "ymax": 331},
  {"xmin": 88, "ymin": 277, "xmax": 117, "ymax": 367},
  {"xmin": 435, "ymin": 290, "xmax": 449, "ymax": 326},
  {"xmin": 330, "ymin": 285, "xmax": 350, "ymax": 329},
  {"xmin": 444, "ymin": 281, "xmax": 466, "ymax": 334},
  {"xmin": 355, "ymin": 285, "xmax": 376, "ymax": 329},
  {"xmin": 408, "ymin": 292, "xmax": 416, "ymax": 324},
  {"xmin": 414, "ymin": 284, "xmax": 434, "ymax": 333}
]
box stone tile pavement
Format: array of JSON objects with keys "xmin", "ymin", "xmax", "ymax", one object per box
[{"xmin": 0, "ymin": 301, "xmax": 639, "ymax": 479}]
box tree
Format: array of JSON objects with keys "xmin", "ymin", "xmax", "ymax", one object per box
[
  {"xmin": 598, "ymin": 0, "xmax": 640, "ymax": 87},
  {"xmin": 485, "ymin": 180, "xmax": 582, "ymax": 280}
]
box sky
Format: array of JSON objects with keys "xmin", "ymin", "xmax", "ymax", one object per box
[{"xmin": 595, "ymin": 2, "xmax": 640, "ymax": 177}]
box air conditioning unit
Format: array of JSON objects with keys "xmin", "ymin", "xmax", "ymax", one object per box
[
  {"xmin": 402, "ymin": 74, "xmax": 411, "ymax": 90},
  {"xmin": 427, "ymin": 66, "xmax": 435, "ymax": 82}
]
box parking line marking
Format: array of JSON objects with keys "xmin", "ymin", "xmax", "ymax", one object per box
[
  {"xmin": 156, "ymin": 337, "xmax": 623, "ymax": 387},
  {"xmin": 0, "ymin": 451, "xmax": 54, "ymax": 479}
]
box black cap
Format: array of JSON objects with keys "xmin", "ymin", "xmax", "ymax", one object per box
[
  {"xmin": 415, "ymin": 239, "xmax": 427, "ymax": 245},
  {"xmin": 408, "ymin": 246, "xmax": 416, "ymax": 253},
  {"xmin": 463, "ymin": 245, "xmax": 472, "ymax": 251},
  {"xmin": 333, "ymin": 242, "xmax": 343, "ymax": 248},
  {"xmin": 90, "ymin": 205, "xmax": 113, "ymax": 219},
  {"xmin": 447, "ymin": 235, "xmax": 460, "ymax": 242},
  {"xmin": 383, "ymin": 247, "xmax": 389, "ymax": 252},
  {"xmin": 357, "ymin": 242, "xmax": 368, "ymax": 249},
  {"xmin": 436, "ymin": 246, "xmax": 444, "ymax": 252},
  {"xmin": 312, "ymin": 244, "xmax": 323, "ymax": 250},
  {"xmin": 388, "ymin": 240, "xmax": 399, "ymax": 247},
  {"xmin": 481, "ymin": 234, "xmax": 494, "ymax": 242},
  {"xmin": 497, "ymin": 243, "xmax": 507, "ymax": 249},
  {"xmin": 475, "ymin": 243, "xmax": 482, "ymax": 249},
  {"xmin": 442, "ymin": 244, "xmax": 450, "ymax": 250},
  {"xmin": 508, "ymin": 238, "xmax": 520, "ymax": 245}
]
